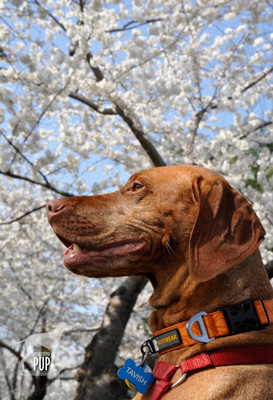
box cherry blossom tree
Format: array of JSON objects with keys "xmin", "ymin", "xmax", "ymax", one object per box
[{"xmin": 0, "ymin": 0, "xmax": 272, "ymax": 399}]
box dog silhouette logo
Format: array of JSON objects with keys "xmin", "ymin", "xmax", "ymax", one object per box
[{"xmin": 18, "ymin": 322, "xmax": 73, "ymax": 373}]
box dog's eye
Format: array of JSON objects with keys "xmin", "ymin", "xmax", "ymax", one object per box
[{"xmin": 132, "ymin": 183, "xmax": 143, "ymax": 191}]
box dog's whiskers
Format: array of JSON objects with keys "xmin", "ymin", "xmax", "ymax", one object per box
[{"xmin": 165, "ymin": 241, "xmax": 176, "ymax": 257}]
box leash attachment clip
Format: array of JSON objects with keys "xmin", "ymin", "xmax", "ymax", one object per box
[
  {"xmin": 117, "ymin": 339, "xmax": 157, "ymax": 393},
  {"xmin": 141, "ymin": 338, "xmax": 159, "ymax": 357}
]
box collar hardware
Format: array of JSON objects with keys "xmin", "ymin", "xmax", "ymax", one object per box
[
  {"xmin": 186, "ymin": 311, "xmax": 215, "ymax": 343},
  {"xmin": 218, "ymin": 298, "xmax": 270, "ymax": 336},
  {"xmin": 171, "ymin": 371, "xmax": 187, "ymax": 388},
  {"xmin": 141, "ymin": 338, "xmax": 159, "ymax": 356},
  {"xmin": 148, "ymin": 298, "xmax": 273, "ymax": 355}
]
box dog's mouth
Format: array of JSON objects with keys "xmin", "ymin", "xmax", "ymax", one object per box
[{"xmin": 55, "ymin": 234, "xmax": 145, "ymax": 269}]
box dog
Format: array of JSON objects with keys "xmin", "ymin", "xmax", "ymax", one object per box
[
  {"xmin": 47, "ymin": 165, "xmax": 273, "ymax": 399},
  {"xmin": 19, "ymin": 322, "xmax": 72, "ymax": 371}
]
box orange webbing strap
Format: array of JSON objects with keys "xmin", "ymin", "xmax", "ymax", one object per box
[
  {"xmin": 152, "ymin": 299, "xmax": 273, "ymax": 355},
  {"xmin": 255, "ymin": 299, "xmax": 273, "ymax": 324}
]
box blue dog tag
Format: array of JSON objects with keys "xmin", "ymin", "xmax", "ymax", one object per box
[{"xmin": 117, "ymin": 359, "xmax": 154, "ymax": 394}]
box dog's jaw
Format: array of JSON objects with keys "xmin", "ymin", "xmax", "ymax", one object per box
[{"xmin": 62, "ymin": 239, "xmax": 146, "ymax": 277}]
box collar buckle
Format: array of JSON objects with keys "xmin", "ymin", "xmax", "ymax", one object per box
[{"xmin": 218, "ymin": 298, "xmax": 270, "ymax": 336}]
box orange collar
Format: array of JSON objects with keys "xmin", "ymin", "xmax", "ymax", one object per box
[{"xmin": 141, "ymin": 299, "xmax": 273, "ymax": 356}]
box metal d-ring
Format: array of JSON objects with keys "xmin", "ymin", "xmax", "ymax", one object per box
[{"xmin": 171, "ymin": 371, "xmax": 188, "ymax": 389}]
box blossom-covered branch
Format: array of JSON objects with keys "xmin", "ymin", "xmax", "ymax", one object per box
[{"xmin": 0, "ymin": 170, "xmax": 74, "ymax": 197}]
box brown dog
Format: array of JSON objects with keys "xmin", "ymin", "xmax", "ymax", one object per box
[{"xmin": 47, "ymin": 165, "xmax": 273, "ymax": 399}]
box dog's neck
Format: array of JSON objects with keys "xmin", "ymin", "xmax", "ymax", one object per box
[{"xmin": 148, "ymin": 250, "xmax": 273, "ymax": 333}]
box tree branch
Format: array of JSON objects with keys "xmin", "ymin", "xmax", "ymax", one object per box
[
  {"xmin": 188, "ymin": 94, "xmax": 218, "ymax": 153},
  {"xmin": 1, "ymin": 131, "xmax": 51, "ymax": 186},
  {"xmin": 0, "ymin": 204, "xmax": 46, "ymax": 225},
  {"xmin": 210, "ymin": 66, "xmax": 273, "ymax": 113},
  {"xmin": 22, "ymin": 86, "xmax": 70, "ymax": 146},
  {"xmin": 67, "ymin": 8, "xmax": 165, "ymax": 168},
  {"xmin": 79, "ymin": 0, "xmax": 85, "ymax": 13},
  {"xmin": 49, "ymin": 364, "xmax": 83, "ymax": 382},
  {"xmin": 86, "ymin": 54, "xmax": 105, "ymax": 82},
  {"xmin": 69, "ymin": 93, "xmax": 117, "ymax": 115},
  {"xmin": 2, "ymin": 71, "xmax": 74, "ymax": 186},
  {"xmin": 69, "ymin": 95, "xmax": 166, "ymax": 167},
  {"xmin": 27, "ymin": 284, "xmax": 62, "ymax": 339},
  {"xmin": 107, "ymin": 18, "xmax": 162, "ymax": 33},
  {"xmin": 33, "ymin": 0, "xmax": 67, "ymax": 32},
  {"xmin": 9, "ymin": 265, "xmax": 33, "ymax": 301},
  {"xmin": 0, "ymin": 349, "xmax": 15, "ymax": 400},
  {"xmin": 239, "ymin": 120, "xmax": 273, "ymax": 140},
  {"xmin": 0, "ymin": 340, "xmax": 35, "ymax": 375},
  {"xmin": 0, "ymin": 170, "xmax": 74, "ymax": 198},
  {"xmin": 241, "ymin": 66, "xmax": 273, "ymax": 93},
  {"xmin": 115, "ymin": 104, "xmax": 166, "ymax": 167}
]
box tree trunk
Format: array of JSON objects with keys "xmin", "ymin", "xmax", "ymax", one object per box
[
  {"xmin": 27, "ymin": 376, "xmax": 48, "ymax": 400},
  {"xmin": 74, "ymin": 277, "xmax": 147, "ymax": 400}
]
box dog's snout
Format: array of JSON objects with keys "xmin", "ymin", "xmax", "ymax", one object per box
[{"xmin": 46, "ymin": 199, "xmax": 66, "ymax": 220}]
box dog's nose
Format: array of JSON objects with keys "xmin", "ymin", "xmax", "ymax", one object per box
[{"xmin": 46, "ymin": 199, "xmax": 66, "ymax": 220}]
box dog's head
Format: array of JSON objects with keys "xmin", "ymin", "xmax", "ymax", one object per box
[{"xmin": 47, "ymin": 165, "xmax": 265, "ymax": 282}]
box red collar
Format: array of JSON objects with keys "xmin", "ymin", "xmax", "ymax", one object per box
[
  {"xmin": 149, "ymin": 346, "xmax": 273, "ymax": 400},
  {"xmin": 141, "ymin": 299, "xmax": 273, "ymax": 357}
]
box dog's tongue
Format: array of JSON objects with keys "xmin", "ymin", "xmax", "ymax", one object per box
[
  {"xmin": 64, "ymin": 244, "xmax": 82, "ymax": 255},
  {"xmin": 64, "ymin": 245, "xmax": 73, "ymax": 255}
]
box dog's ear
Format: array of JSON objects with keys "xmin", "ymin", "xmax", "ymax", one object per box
[{"xmin": 189, "ymin": 176, "xmax": 265, "ymax": 282}]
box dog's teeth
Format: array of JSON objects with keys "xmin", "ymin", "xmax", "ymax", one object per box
[{"xmin": 73, "ymin": 243, "xmax": 82, "ymax": 253}]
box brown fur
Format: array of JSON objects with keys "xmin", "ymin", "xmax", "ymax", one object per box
[{"xmin": 47, "ymin": 165, "xmax": 273, "ymax": 399}]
